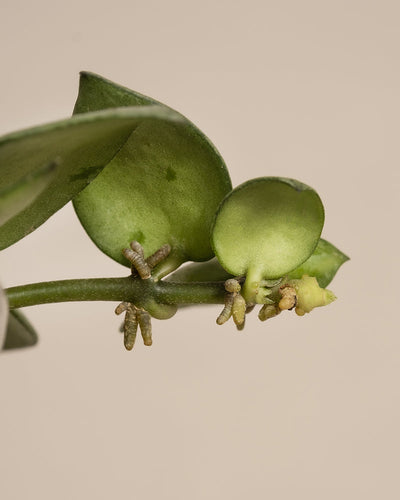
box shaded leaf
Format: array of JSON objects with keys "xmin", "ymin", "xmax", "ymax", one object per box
[
  {"xmin": 166, "ymin": 238, "xmax": 349, "ymax": 289},
  {"xmin": 166, "ymin": 257, "xmax": 233, "ymax": 283},
  {"xmin": 3, "ymin": 309, "xmax": 38, "ymax": 350},
  {"xmin": 0, "ymin": 161, "xmax": 57, "ymax": 227},
  {"xmin": 0, "ymin": 105, "xmax": 184, "ymax": 250},
  {"xmin": 73, "ymin": 73, "xmax": 232, "ymax": 279},
  {"xmin": 286, "ymin": 238, "xmax": 349, "ymax": 288}
]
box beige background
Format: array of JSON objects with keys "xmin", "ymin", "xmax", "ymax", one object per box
[{"xmin": 0, "ymin": 1, "xmax": 399, "ymax": 498}]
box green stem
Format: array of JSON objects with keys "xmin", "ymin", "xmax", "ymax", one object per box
[{"xmin": 5, "ymin": 276, "xmax": 226, "ymax": 309}]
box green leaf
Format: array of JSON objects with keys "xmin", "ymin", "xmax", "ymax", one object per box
[
  {"xmin": 0, "ymin": 104, "xmax": 184, "ymax": 250},
  {"xmin": 0, "ymin": 284, "xmax": 8, "ymax": 348},
  {"xmin": 166, "ymin": 257, "xmax": 233, "ymax": 283},
  {"xmin": 211, "ymin": 177, "xmax": 325, "ymax": 303},
  {"xmin": 287, "ymin": 238, "xmax": 349, "ymax": 288},
  {"xmin": 167, "ymin": 239, "xmax": 349, "ymax": 289},
  {"xmin": 3, "ymin": 310, "xmax": 38, "ymax": 350},
  {"xmin": 73, "ymin": 73, "xmax": 232, "ymax": 278},
  {"xmin": 73, "ymin": 71, "xmax": 159, "ymax": 113},
  {"xmin": 0, "ymin": 161, "xmax": 57, "ymax": 227}
]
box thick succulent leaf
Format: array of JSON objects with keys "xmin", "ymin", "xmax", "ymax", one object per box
[
  {"xmin": 167, "ymin": 238, "xmax": 349, "ymax": 288},
  {"xmin": 73, "ymin": 73, "xmax": 232, "ymax": 278},
  {"xmin": 0, "ymin": 105, "xmax": 183, "ymax": 250},
  {"xmin": 286, "ymin": 238, "xmax": 349, "ymax": 288},
  {"xmin": 0, "ymin": 284, "xmax": 8, "ymax": 348},
  {"xmin": 3, "ymin": 310, "xmax": 38, "ymax": 350},
  {"xmin": 211, "ymin": 177, "xmax": 324, "ymax": 302},
  {"xmin": 0, "ymin": 161, "xmax": 56, "ymax": 227}
]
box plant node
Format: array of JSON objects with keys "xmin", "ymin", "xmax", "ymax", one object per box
[{"xmin": 114, "ymin": 241, "xmax": 173, "ymax": 349}]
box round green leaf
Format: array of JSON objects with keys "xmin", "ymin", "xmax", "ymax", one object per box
[
  {"xmin": 211, "ymin": 177, "xmax": 324, "ymax": 302},
  {"xmin": 73, "ymin": 73, "xmax": 232, "ymax": 278},
  {"xmin": 0, "ymin": 105, "xmax": 183, "ymax": 250}
]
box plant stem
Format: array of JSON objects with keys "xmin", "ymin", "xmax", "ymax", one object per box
[{"xmin": 5, "ymin": 276, "xmax": 226, "ymax": 309}]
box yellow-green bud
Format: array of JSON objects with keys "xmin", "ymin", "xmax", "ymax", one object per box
[{"xmin": 289, "ymin": 275, "xmax": 336, "ymax": 315}]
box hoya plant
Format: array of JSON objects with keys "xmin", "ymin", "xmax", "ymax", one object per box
[{"xmin": 0, "ymin": 73, "xmax": 348, "ymax": 351}]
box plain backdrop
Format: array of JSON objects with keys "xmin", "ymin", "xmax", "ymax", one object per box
[{"xmin": 0, "ymin": 1, "xmax": 399, "ymax": 499}]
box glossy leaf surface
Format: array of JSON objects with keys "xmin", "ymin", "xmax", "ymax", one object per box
[
  {"xmin": 211, "ymin": 177, "xmax": 324, "ymax": 301},
  {"xmin": 3, "ymin": 310, "xmax": 38, "ymax": 350},
  {"xmin": 0, "ymin": 104, "xmax": 183, "ymax": 250},
  {"xmin": 73, "ymin": 73, "xmax": 232, "ymax": 278}
]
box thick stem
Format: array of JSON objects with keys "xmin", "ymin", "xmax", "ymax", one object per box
[{"xmin": 5, "ymin": 277, "xmax": 226, "ymax": 310}]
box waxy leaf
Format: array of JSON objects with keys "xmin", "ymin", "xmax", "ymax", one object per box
[
  {"xmin": 167, "ymin": 238, "xmax": 349, "ymax": 288},
  {"xmin": 0, "ymin": 105, "xmax": 184, "ymax": 250},
  {"xmin": 211, "ymin": 177, "xmax": 324, "ymax": 302},
  {"xmin": 0, "ymin": 161, "xmax": 56, "ymax": 227},
  {"xmin": 73, "ymin": 73, "xmax": 232, "ymax": 278},
  {"xmin": 287, "ymin": 238, "xmax": 349, "ymax": 288},
  {"xmin": 3, "ymin": 310, "xmax": 38, "ymax": 350}
]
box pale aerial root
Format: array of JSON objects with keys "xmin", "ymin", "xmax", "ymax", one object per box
[
  {"xmin": 216, "ymin": 278, "xmax": 247, "ymax": 330},
  {"xmin": 115, "ymin": 241, "xmax": 171, "ymax": 350},
  {"xmin": 115, "ymin": 302, "xmax": 152, "ymax": 349},
  {"xmin": 216, "ymin": 278, "xmax": 296, "ymax": 330},
  {"xmin": 218, "ymin": 276, "xmax": 335, "ymax": 328},
  {"xmin": 122, "ymin": 241, "xmax": 171, "ymax": 279},
  {"xmin": 115, "ymin": 302, "xmax": 138, "ymax": 350},
  {"xmin": 258, "ymin": 284, "xmax": 298, "ymax": 322},
  {"xmin": 278, "ymin": 284, "xmax": 297, "ymax": 311}
]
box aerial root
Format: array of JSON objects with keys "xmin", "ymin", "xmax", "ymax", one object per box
[
  {"xmin": 115, "ymin": 241, "xmax": 172, "ymax": 350},
  {"xmin": 278, "ymin": 285, "xmax": 297, "ymax": 311},
  {"xmin": 115, "ymin": 302, "xmax": 152, "ymax": 350},
  {"xmin": 216, "ymin": 278, "xmax": 247, "ymax": 330},
  {"xmin": 122, "ymin": 241, "xmax": 171, "ymax": 280}
]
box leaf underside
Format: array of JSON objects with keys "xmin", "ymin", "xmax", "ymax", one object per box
[
  {"xmin": 0, "ymin": 161, "xmax": 57, "ymax": 227},
  {"xmin": 0, "ymin": 104, "xmax": 183, "ymax": 250}
]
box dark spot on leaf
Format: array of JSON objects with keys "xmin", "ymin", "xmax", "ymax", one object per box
[
  {"xmin": 166, "ymin": 167, "xmax": 177, "ymax": 181},
  {"xmin": 69, "ymin": 165, "xmax": 103, "ymax": 184}
]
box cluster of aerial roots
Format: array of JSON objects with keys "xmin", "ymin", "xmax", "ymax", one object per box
[{"xmin": 116, "ymin": 241, "xmax": 301, "ymax": 351}]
